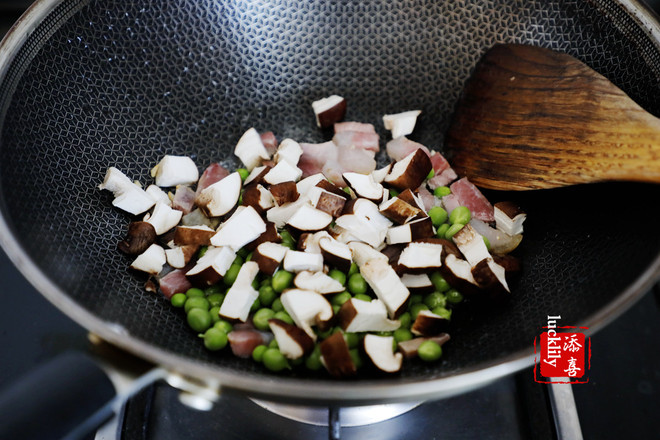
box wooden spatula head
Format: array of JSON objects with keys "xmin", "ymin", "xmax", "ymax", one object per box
[{"xmin": 445, "ymin": 44, "xmax": 660, "ymax": 190}]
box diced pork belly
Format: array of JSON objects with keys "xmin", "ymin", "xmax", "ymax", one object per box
[
  {"xmin": 428, "ymin": 151, "xmax": 450, "ymax": 173},
  {"xmin": 196, "ymin": 163, "xmax": 230, "ymax": 196},
  {"xmin": 442, "ymin": 193, "xmax": 460, "ymax": 215},
  {"xmin": 227, "ymin": 329, "xmax": 272, "ymax": 358},
  {"xmin": 172, "ymin": 185, "xmax": 196, "ymax": 214},
  {"xmin": 260, "ymin": 131, "xmax": 278, "ymax": 156},
  {"xmin": 298, "ymin": 141, "xmax": 338, "ymax": 177},
  {"xmin": 385, "ymin": 137, "xmax": 431, "ymax": 161},
  {"xmin": 416, "ymin": 186, "xmax": 435, "ymax": 212},
  {"xmin": 450, "ymin": 177, "xmax": 495, "ymax": 222},
  {"xmin": 334, "ymin": 121, "xmax": 376, "ymax": 134},
  {"xmin": 428, "ymin": 167, "xmax": 458, "ymax": 189},
  {"xmin": 336, "ymin": 145, "xmax": 376, "ymax": 175},
  {"xmin": 333, "ymin": 131, "xmax": 380, "ymax": 153},
  {"xmin": 158, "ymin": 269, "xmax": 193, "ymax": 299}
]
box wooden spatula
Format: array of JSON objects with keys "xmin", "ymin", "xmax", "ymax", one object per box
[{"xmin": 445, "ymin": 44, "xmax": 660, "ymax": 190}]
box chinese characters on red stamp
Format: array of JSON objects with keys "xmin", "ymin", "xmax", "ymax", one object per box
[{"xmin": 534, "ymin": 315, "xmax": 590, "ymax": 384}]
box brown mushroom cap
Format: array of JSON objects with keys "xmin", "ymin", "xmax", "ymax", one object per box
[
  {"xmin": 313, "ymin": 96, "xmax": 347, "ymax": 129},
  {"xmin": 269, "ymin": 181, "xmax": 300, "ymax": 205},
  {"xmin": 379, "ymin": 197, "xmax": 422, "ymax": 225},
  {"xmin": 173, "ymin": 225, "xmax": 216, "ymax": 246},
  {"xmin": 118, "ymin": 221, "xmax": 157, "ymax": 255},
  {"xmin": 384, "ymin": 149, "xmax": 432, "ymax": 191},
  {"xmin": 320, "ymin": 331, "xmax": 356, "ymax": 377},
  {"xmin": 314, "ymin": 190, "xmax": 346, "ymax": 217},
  {"xmin": 268, "ymin": 318, "xmax": 315, "ymax": 359},
  {"xmin": 411, "ymin": 310, "xmax": 449, "ymax": 336},
  {"xmin": 397, "ymin": 334, "xmax": 451, "ymax": 358}
]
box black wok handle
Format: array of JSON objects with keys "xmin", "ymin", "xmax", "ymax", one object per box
[{"xmin": 0, "ymin": 351, "xmax": 116, "ymax": 440}]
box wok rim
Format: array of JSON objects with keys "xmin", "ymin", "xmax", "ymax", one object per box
[{"xmin": 1, "ymin": 0, "xmax": 660, "ymax": 404}]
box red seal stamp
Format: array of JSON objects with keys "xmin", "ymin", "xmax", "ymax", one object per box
[{"xmin": 534, "ymin": 315, "xmax": 591, "ymax": 383}]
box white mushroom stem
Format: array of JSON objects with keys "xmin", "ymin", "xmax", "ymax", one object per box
[
  {"xmin": 451, "ymin": 223, "xmax": 491, "ymax": 267},
  {"xmin": 342, "ymin": 172, "xmax": 384, "ymax": 201},
  {"xmin": 286, "ymin": 204, "xmax": 333, "ymax": 232},
  {"xmin": 153, "ymin": 155, "xmax": 199, "ymax": 187},
  {"xmin": 337, "ymin": 298, "xmax": 400, "ymax": 332},
  {"xmin": 263, "ymin": 160, "xmax": 303, "ymax": 185},
  {"xmin": 219, "ymin": 262, "xmax": 260, "ymax": 322},
  {"xmin": 280, "ymin": 289, "xmax": 334, "ymax": 339},
  {"xmin": 266, "ymin": 197, "xmax": 310, "ymax": 229},
  {"xmin": 234, "ymin": 127, "xmax": 270, "ymax": 171},
  {"xmin": 397, "ymin": 242, "xmax": 443, "ymax": 272},
  {"xmin": 130, "ymin": 244, "xmax": 166, "ymax": 275},
  {"xmin": 99, "ymin": 167, "xmax": 155, "ymax": 215},
  {"xmin": 195, "ymin": 172, "xmax": 242, "ymax": 217},
  {"xmin": 146, "ymin": 202, "xmax": 183, "ymax": 235},
  {"xmin": 210, "ymin": 206, "xmax": 266, "ymax": 251},
  {"xmin": 273, "ymin": 138, "xmax": 303, "ymax": 166},
  {"xmin": 383, "ymin": 110, "xmax": 421, "ymax": 139},
  {"xmin": 294, "ymin": 271, "xmax": 345, "ymax": 294},
  {"xmin": 145, "ymin": 184, "xmax": 172, "ymax": 206},
  {"xmin": 283, "ymin": 250, "xmax": 324, "ymax": 273},
  {"xmin": 360, "ymin": 258, "xmax": 410, "ymax": 318},
  {"xmin": 348, "ymin": 242, "xmax": 388, "ymax": 267},
  {"xmin": 363, "ymin": 334, "xmax": 403, "ymax": 373}
]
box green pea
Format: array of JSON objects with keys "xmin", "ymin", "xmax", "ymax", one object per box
[
  {"xmin": 449, "ymin": 206, "xmax": 471, "ymax": 225},
  {"xmin": 435, "ymin": 223, "xmax": 450, "ymax": 238},
  {"xmin": 353, "ymin": 293, "xmax": 371, "ymax": 302},
  {"xmin": 223, "ymin": 263, "xmax": 242, "ymax": 286},
  {"xmin": 428, "ymin": 206, "xmax": 448, "ymax": 228},
  {"xmin": 237, "ymin": 247, "xmax": 250, "ymax": 259},
  {"xmin": 258, "ymin": 285, "xmax": 277, "ymax": 307},
  {"xmin": 332, "ymin": 304, "xmax": 341, "ymax": 315},
  {"xmin": 186, "ymin": 288, "xmax": 205, "ymax": 298},
  {"xmin": 233, "ymin": 255, "xmax": 244, "ymax": 266},
  {"xmin": 410, "ymin": 303, "xmax": 429, "ymax": 320},
  {"xmin": 483, "ymin": 236, "xmax": 491, "ymax": 250},
  {"xmin": 252, "ymin": 345, "xmax": 268, "ymax": 362},
  {"xmin": 349, "ymin": 348, "xmax": 362, "ymax": 370},
  {"xmin": 348, "ymin": 262, "xmax": 359, "ymax": 277},
  {"xmin": 375, "ymin": 331, "xmax": 394, "ymax": 337},
  {"xmin": 250, "ymin": 298, "xmax": 261, "ymax": 313},
  {"xmin": 281, "ymin": 241, "xmax": 296, "ymax": 250},
  {"xmin": 394, "ymin": 328, "xmax": 413, "ymax": 343},
  {"xmin": 331, "ymin": 291, "xmax": 352, "ymax": 306},
  {"xmin": 184, "ymin": 296, "xmax": 210, "ymax": 314},
  {"xmin": 170, "ymin": 293, "xmax": 187, "ymax": 308},
  {"xmin": 263, "ymin": 348, "xmax": 290, "ymax": 372},
  {"xmin": 207, "ymin": 293, "xmax": 225, "ymax": 307},
  {"xmin": 202, "ymin": 328, "xmax": 228, "ymax": 351},
  {"xmin": 289, "ymin": 355, "xmax": 305, "ymax": 367},
  {"xmin": 344, "ymin": 332, "xmax": 359, "ymax": 349},
  {"xmin": 204, "ymin": 285, "xmax": 223, "ymax": 296},
  {"xmin": 418, "ymin": 340, "xmax": 443, "ymax": 361},
  {"xmin": 279, "ymin": 229, "xmax": 295, "ymax": 245},
  {"xmin": 316, "ymin": 326, "xmax": 335, "ymax": 340},
  {"xmin": 271, "ymin": 297, "xmax": 284, "ymax": 312},
  {"xmin": 209, "ymin": 306, "xmax": 221, "ymax": 323},
  {"xmin": 432, "ymin": 306, "xmax": 452, "ymax": 320},
  {"xmin": 268, "ymin": 339, "xmax": 279, "ymax": 349},
  {"xmin": 253, "ymin": 308, "xmax": 275, "ymax": 331},
  {"xmin": 187, "ymin": 308, "xmax": 212, "ymax": 332},
  {"xmin": 426, "ymin": 169, "xmax": 435, "ymax": 180},
  {"xmin": 237, "ymin": 168, "xmax": 249, "ymax": 181},
  {"xmin": 446, "ymin": 288, "xmax": 464, "ymax": 304},
  {"xmin": 272, "ymin": 270, "xmax": 294, "ymax": 293},
  {"xmin": 328, "ymin": 269, "xmax": 347, "ymax": 286},
  {"xmin": 260, "ymin": 276, "xmax": 272, "ymax": 287},
  {"xmin": 251, "ymin": 278, "xmax": 259, "ymax": 290},
  {"xmin": 342, "ymin": 186, "xmax": 352, "ymax": 195},
  {"xmin": 214, "ymin": 319, "xmax": 233, "ymax": 333},
  {"xmin": 305, "ymin": 346, "xmax": 323, "ymax": 370},
  {"xmin": 434, "ymin": 186, "xmax": 451, "ymax": 198},
  {"xmin": 197, "ymin": 246, "xmax": 208, "ymax": 259},
  {"xmin": 347, "ymin": 273, "xmax": 367, "ymax": 295},
  {"xmin": 445, "ymin": 223, "xmax": 465, "ymax": 240},
  {"xmin": 409, "ymin": 294, "xmax": 423, "ymax": 305},
  {"xmin": 424, "ymin": 292, "xmax": 447, "ymax": 309},
  {"xmin": 398, "ymin": 312, "xmax": 412, "ymax": 329},
  {"xmin": 389, "ymin": 189, "xmax": 399, "ymax": 198},
  {"xmin": 430, "ymin": 272, "xmax": 451, "ymax": 292},
  {"xmin": 246, "ymin": 252, "xmax": 253, "ymax": 262},
  {"xmin": 273, "ymin": 311, "xmax": 294, "ymax": 325}
]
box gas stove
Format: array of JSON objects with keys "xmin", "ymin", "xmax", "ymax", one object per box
[{"xmin": 1, "ymin": 3, "xmax": 660, "ymax": 439}]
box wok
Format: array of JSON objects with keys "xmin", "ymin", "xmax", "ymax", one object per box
[{"xmin": 1, "ymin": 0, "xmax": 660, "ymax": 405}]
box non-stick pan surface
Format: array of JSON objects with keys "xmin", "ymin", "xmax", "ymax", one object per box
[{"xmin": 1, "ymin": 0, "xmax": 660, "ymax": 403}]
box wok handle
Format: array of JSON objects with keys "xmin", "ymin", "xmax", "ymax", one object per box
[{"xmin": 0, "ymin": 351, "xmax": 116, "ymax": 440}]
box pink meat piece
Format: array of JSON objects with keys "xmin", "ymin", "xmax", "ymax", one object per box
[
  {"xmin": 429, "ymin": 151, "xmax": 450, "ymax": 173},
  {"xmin": 450, "ymin": 177, "xmax": 495, "ymax": 222},
  {"xmin": 386, "ymin": 137, "xmax": 431, "ymax": 161},
  {"xmin": 158, "ymin": 269, "xmax": 192, "ymax": 299},
  {"xmin": 333, "ymin": 131, "xmax": 380, "ymax": 153},
  {"xmin": 260, "ymin": 131, "xmax": 278, "ymax": 156},
  {"xmin": 172, "ymin": 185, "xmax": 196, "ymax": 214},
  {"xmin": 322, "ymin": 159, "xmax": 347, "ymax": 187},
  {"xmin": 442, "ymin": 193, "xmax": 460, "ymax": 215},
  {"xmin": 299, "ymin": 141, "xmax": 338, "ymax": 177},
  {"xmin": 428, "ymin": 167, "xmax": 458, "ymax": 189},
  {"xmin": 334, "ymin": 121, "xmax": 376, "ymax": 134},
  {"xmin": 416, "ymin": 186, "xmax": 435, "ymax": 212},
  {"xmin": 227, "ymin": 329, "xmax": 273, "ymax": 358},
  {"xmin": 337, "ymin": 144, "xmax": 377, "ymax": 175},
  {"xmin": 196, "ymin": 163, "xmax": 230, "ymax": 196}
]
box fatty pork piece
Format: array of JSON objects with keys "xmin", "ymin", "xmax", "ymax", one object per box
[
  {"xmin": 449, "ymin": 177, "xmax": 495, "ymax": 222},
  {"xmin": 332, "ymin": 121, "xmax": 380, "ymax": 153},
  {"xmin": 195, "ymin": 163, "xmax": 230, "ymax": 196},
  {"xmin": 171, "ymin": 185, "xmax": 196, "ymax": 214}
]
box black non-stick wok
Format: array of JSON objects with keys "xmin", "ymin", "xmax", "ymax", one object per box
[{"xmin": 1, "ymin": 0, "xmax": 660, "ymax": 405}]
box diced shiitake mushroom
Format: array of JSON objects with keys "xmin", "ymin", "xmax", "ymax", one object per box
[
  {"xmin": 371, "ymin": 164, "xmax": 392, "ymax": 184},
  {"xmin": 494, "ymin": 201, "xmax": 526, "ymax": 236},
  {"xmin": 297, "ymin": 231, "xmax": 330, "ymax": 254},
  {"xmin": 397, "ymin": 242, "xmax": 443, "ymax": 273},
  {"xmin": 319, "ymin": 236, "xmax": 352, "ymax": 272},
  {"xmin": 397, "ymin": 188, "xmax": 426, "ymax": 212},
  {"xmin": 145, "ymin": 184, "xmax": 172, "ymax": 206},
  {"xmin": 273, "ymin": 138, "xmax": 303, "ymax": 166},
  {"xmin": 286, "ymin": 204, "xmax": 333, "ymax": 232},
  {"xmin": 379, "ymin": 197, "xmax": 423, "ymax": 225},
  {"xmin": 398, "ymin": 334, "xmax": 451, "ymax": 358},
  {"xmin": 195, "ymin": 172, "xmax": 242, "ymax": 217},
  {"xmin": 335, "ymin": 199, "xmax": 392, "ymax": 248},
  {"xmin": 185, "ymin": 246, "xmax": 236, "ymax": 287},
  {"xmin": 471, "ymin": 258, "xmax": 510, "ymax": 298},
  {"xmin": 296, "ymin": 173, "xmax": 326, "ymax": 197},
  {"xmin": 266, "ymin": 197, "xmax": 310, "ymax": 229},
  {"xmin": 382, "ymin": 110, "xmax": 421, "ymax": 139},
  {"xmin": 336, "ymin": 298, "xmax": 400, "ymax": 332},
  {"xmin": 145, "ymin": 202, "xmax": 183, "ymax": 235},
  {"xmin": 307, "ymin": 187, "xmax": 346, "ymax": 217},
  {"xmin": 99, "ymin": 167, "xmax": 155, "ymax": 215},
  {"xmin": 252, "ymin": 242, "xmax": 289, "ymax": 276},
  {"xmin": 263, "ymin": 161, "xmax": 303, "ymax": 185},
  {"xmin": 411, "ymin": 309, "xmax": 449, "ymax": 336},
  {"xmin": 165, "ymin": 245, "xmax": 198, "ymax": 269},
  {"xmin": 363, "ymin": 334, "xmax": 402, "ymax": 373},
  {"xmin": 268, "ymin": 318, "xmax": 315, "ymax": 359},
  {"xmin": 440, "ymin": 253, "xmax": 482, "ymax": 296},
  {"xmin": 342, "ymin": 172, "xmax": 384, "ymax": 202},
  {"xmin": 283, "ymin": 250, "xmax": 324, "ymax": 273},
  {"xmin": 244, "ymin": 221, "xmax": 280, "ymax": 251},
  {"xmin": 360, "ymin": 258, "xmax": 410, "ymax": 318},
  {"xmin": 320, "ymin": 331, "xmax": 356, "ymax": 377},
  {"xmin": 386, "ymin": 217, "xmax": 434, "ymax": 245},
  {"xmin": 211, "ymin": 206, "xmax": 267, "ymax": 251},
  {"xmin": 312, "ymin": 95, "xmax": 347, "ymax": 129},
  {"xmin": 244, "ymin": 165, "xmax": 271, "ymax": 186},
  {"xmin": 219, "ymin": 261, "xmax": 260, "ymax": 322},
  {"xmin": 234, "ymin": 128, "xmax": 270, "ymax": 171},
  {"xmin": 130, "ymin": 244, "xmax": 166, "ymax": 275},
  {"xmin": 348, "ymin": 242, "xmax": 388, "ymax": 267},
  {"xmin": 118, "ymin": 221, "xmax": 157, "ymax": 255},
  {"xmin": 280, "ymin": 289, "xmax": 334, "ymax": 339},
  {"xmin": 152, "ymin": 155, "xmax": 199, "ymax": 187},
  {"xmin": 294, "ymin": 271, "xmax": 344, "ymax": 294},
  {"xmin": 451, "ymin": 224, "xmax": 490, "ymax": 267},
  {"xmin": 173, "ymin": 225, "xmax": 216, "ymax": 246},
  {"xmin": 268, "ymin": 181, "xmax": 299, "ymax": 205},
  {"xmin": 384, "ymin": 149, "xmax": 432, "ymax": 191},
  {"xmin": 400, "ymin": 273, "xmax": 434, "ymax": 295},
  {"xmin": 242, "ymin": 184, "xmax": 276, "ymax": 214}
]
